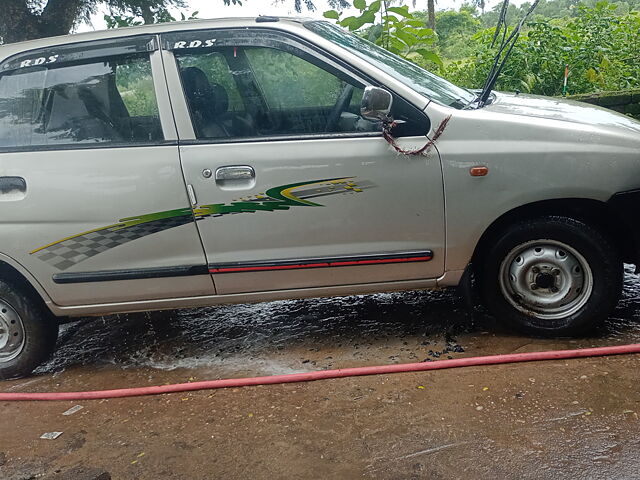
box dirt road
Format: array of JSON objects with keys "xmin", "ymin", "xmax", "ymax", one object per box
[{"xmin": 2, "ymin": 268, "xmax": 640, "ymax": 479}]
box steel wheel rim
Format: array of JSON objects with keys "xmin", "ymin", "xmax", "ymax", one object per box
[
  {"xmin": 0, "ymin": 300, "xmax": 25, "ymax": 363},
  {"xmin": 499, "ymin": 239, "xmax": 594, "ymax": 320}
]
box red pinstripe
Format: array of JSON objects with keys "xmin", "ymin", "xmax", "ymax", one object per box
[{"xmin": 209, "ymin": 255, "xmax": 432, "ymax": 274}]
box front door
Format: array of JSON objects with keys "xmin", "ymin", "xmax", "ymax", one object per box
[{"xmin": 163, "ymin": 29, "xmax": 445, "ymax": 294}]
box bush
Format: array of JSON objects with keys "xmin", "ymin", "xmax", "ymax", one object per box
[{"xmin": 443, "ymin": 1, "xmax": 640, "ymax": 96}]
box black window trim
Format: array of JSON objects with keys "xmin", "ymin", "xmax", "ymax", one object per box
[
  {"xmin": 0, "ymin": 34, "xmax": 170, "ymax": 154},
  {"xmin": 164, "ymin": 28, "xmax": 370, "ymax": 86},
  {"xmin": 162, "ymin": 27, "xmax": 430, "ymax": 145},
  {"xmin": 0, "ymin": 140, "xmax": 179, "ymax": 154},
  {"xmin": 0, "ymin": 34, "xmax": 159, "ymax": 74},
  {"xmin": 178, "ymin": 131, "xmax": 381, "ymax": 147}
]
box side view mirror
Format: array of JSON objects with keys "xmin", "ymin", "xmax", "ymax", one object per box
[{"xmin": 360, "ymin": 86, "xmax": 393, "ymax": 122}]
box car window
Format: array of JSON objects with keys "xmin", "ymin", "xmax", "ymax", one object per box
[
  {"xmin": 174, "ymin": 45, "xmax": 377, "ymax": 140},
  {"xmin": 244, "ymin": 47, "xmax": 345, "ymax": 109},
  {"xmin": 175, "ymin": 51, "xmax": 244, "ymax": 112},
  {"xmin": 0, "ymin": 53, "xmax": 163, "ymax": 149},
  {"xmin": 305, "ymin": 21, "xmax": 476, "ymax": 109}
]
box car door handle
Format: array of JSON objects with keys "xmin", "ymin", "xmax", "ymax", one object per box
[
  {"xmin": 215, "ymin": 166, "xmax": 255, "ymax": 182},
  {"xmin": 0, "ymin": 176, "xmax": 27, "ymax": 201}
]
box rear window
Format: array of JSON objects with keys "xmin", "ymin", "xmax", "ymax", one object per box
[{"xmin": 0, "ymin": 53, "xmax": 163, "ymax": 149}]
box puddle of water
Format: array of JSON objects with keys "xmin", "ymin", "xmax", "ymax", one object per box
[
  {"xmin": 36, "ymin": 266, "xmax": 640, "ymax": 376},
  {"xmin": 38, "ymin": 289, "xmax": 477, "ymax": 375},
  {"xmin": 600, "ymin": 264, "xmax": 640, "ymax": 341}
]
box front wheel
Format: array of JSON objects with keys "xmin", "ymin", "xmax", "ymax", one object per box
[{"xmin": 480, "ymin": 216, "xmax": 623, "ymax": 336}]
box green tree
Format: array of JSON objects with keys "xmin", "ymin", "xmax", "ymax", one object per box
[
  {"xmin": 0, "ymin": 0, "xmax": 187, "ymax": 43},
  {"xmin": 444, "ymin": 1, "xmax": 640, "ymax": 95},
  {"xmin": 434, "ymin": 7, "xmax": 481, "ymax": 58},
  {"xmin": 0, "ymin": 0, "xmax": 353, "ymax": 44},
  {"xmin": 412, "ymin": 0, "xmax": 485, "ymax": 31},
  {"xmin": 325, "ymin": 0, "xmax": 442, "ymax": 69}
]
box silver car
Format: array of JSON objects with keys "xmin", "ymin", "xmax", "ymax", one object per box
[{"xmin": 0, "ymin": 17, "xmax": 639, "ymax": 378}]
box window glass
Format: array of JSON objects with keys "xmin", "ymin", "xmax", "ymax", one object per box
[
  {"xmin": 0, "ymin": 53, "xmax": 163, "ymax": 149},
  {"xmin": 176, "ymin": 51, "xmax": 244, "ymax": 111},
  {"xmin": 175, "ymin": 45, "xmax": 377, "ymax": 140},
  {"xmin": 305, "ymin": 21, "xmax": 476, "ymax": 109},
  {"xmin": 244, "ymin": 48, "xmax": 344, "ymax": 109}
]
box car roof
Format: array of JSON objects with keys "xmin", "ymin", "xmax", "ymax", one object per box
[{"xmin": 0, "ymin": 17, "xmax": 316, "ymax": 62}]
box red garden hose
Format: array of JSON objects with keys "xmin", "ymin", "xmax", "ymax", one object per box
[{"xmin": 2, "ymin": 343, "xmax": 639, "ymax": 401}]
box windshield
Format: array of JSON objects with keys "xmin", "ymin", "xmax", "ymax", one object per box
[{"xmin": 304, "ymin": 21, "xmax": 476, "ymax": 109}]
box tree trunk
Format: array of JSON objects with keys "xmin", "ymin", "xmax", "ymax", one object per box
[
  {"xmin": 140, "ymin": 5, "xmax": 155, "ymax": 24},
  {"xmin": 1, "ymin": 0, "xmax": 43, "ymax": 43},
  {"xmin": 0, "ymin": 0, "xmax": 83, "ymax": 44},
  {"xmin": 427, "ymin": 0, "xmax": 436, "ymax": 32}
]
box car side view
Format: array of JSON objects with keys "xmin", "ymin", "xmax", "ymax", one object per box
[{"xmin": 0, "ymin": 17, "xmax": 639, "ymax": 379}]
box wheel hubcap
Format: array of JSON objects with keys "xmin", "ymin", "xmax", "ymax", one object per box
[
  {"xmin": 0, "ymin": 300, "xmax": 25, "ymax": 363},
  {"xmin": 499, "ymin": 240, "xmax": 593, "ymax": 320}
]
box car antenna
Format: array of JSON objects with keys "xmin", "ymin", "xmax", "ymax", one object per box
[{"xmin": 475, "ymin": 0, "xmax": 541, "ymax": 108}]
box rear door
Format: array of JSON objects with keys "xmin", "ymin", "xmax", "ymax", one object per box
[
  {"xmin": 0, "ymin": 36, "xmax": 212, "ymax": 306},
  {"xmin": 162, "ymin": 28, "xmax": 445, "ymax": 294}
]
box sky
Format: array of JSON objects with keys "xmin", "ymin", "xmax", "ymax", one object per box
[{"xmin": 82, "ymin": 0, "xmax": 520, "ymax": 32}]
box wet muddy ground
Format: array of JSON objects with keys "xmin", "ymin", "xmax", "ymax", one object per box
[{"xmin": 2, "ymin": 267, "xmax": 640, "ymax": 479}]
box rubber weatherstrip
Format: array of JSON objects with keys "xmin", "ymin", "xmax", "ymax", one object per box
[
  {"xmin": 51, "ymin": 252, "xmax": 433, "ymax": 283},
  {"xmin": 209, "ymin": 251, "xmax": 433, "ymax": 274},
  {"xmin": 52, "ymin": 265, "xmax": 209, "ymax": 284}
]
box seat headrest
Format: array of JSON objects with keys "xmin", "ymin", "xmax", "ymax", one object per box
[{"xmin": 181, "ymin": 67, "xmax": 229, "ymax": 118}]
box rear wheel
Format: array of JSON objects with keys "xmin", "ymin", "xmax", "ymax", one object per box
[
  {"xmin": 480, "ymin": 216, "xmax": 623, "ymax": 336},
  {"xmin": 0, "ymin": 280, "xmax": 58, "ymax": 380}
]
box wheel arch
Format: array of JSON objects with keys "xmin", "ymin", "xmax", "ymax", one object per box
[
  {"xmin": 0, "ymin": 254, "xmax": 54, "ymax": 315},
  {"xmin": 470, "ymin": 197, "xmax": 634, "ymax": 273}
]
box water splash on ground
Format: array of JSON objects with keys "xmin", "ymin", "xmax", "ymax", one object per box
[{"xmin": 36, "ymin": 266, "xmax": 640, "ymax": 375}]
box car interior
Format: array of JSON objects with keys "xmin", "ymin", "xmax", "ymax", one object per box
[
  {"xmin": 176, "ymin": 45, "xmax": 377, "ymax": 140},
  {"xmin": 0, "ymin": 56, "xmax": 163, "ymax": 147}
]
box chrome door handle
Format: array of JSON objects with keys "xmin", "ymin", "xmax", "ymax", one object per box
[{"xmin": 215, "ymin": 166, "xmax": 255, "ymax": 182}]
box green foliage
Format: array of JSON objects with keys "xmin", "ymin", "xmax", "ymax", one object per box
[
  {"xmin": 436, "ymin": 8, "xmax": 482, "ymax": 43},
  {"xmin": 480, "ymin": 0, "xmax": 640, "ymax": 26},
  {"xmin": 104, "ymin": 8, "xmax": 198, "ymax": 27},
  {"xmin": 245, "ymin": 48, "xmax": 354, "ymax": 108},
  {"xmin": 176, "ymin": 47, "xmax": 356, "ymax": 112},
  {"xmin": 175, "ymin": 52, "xmax": 245, "ymax": 110},
  {"xmin": 118, "ymin": 77, "xmax": 158, "ymax": 116},
  {"xmin": 0, "ymin": 0, "xmax": 188, "ymax": 43},
  {"xmin": 323, "ymin": 0, "xmax": 442, "ymax": 70},
  {"xmin": 443, "ymin": 1, "xmax": 640, "ymax": 96},
  {"xmin": 433, "ymin": 7, "xmax": 482, "ymax": 59},
  {"xmin": 1, "ymin": 0, "xmax": 350, "ymax": 44},
  {"xmin": 115, "ymin": 57, "xmax": 160, "ymax": 117},
  {"xmin": 104, "ymin": 15, "xmax": 141, "ymax": 28}
]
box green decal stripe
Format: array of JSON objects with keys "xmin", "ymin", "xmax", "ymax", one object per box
[
  {"xmin": 114, "ymin": 207, "xmax": 195, "ymax": 230},
  {"xmin": 31, "ymin": 177, "xmax": 357, "ymax": 260},
  {"xmin": 193, "ymin": 177, "xmax": 352, "ymax": 216},
  {"xmin": 265, "ymin": 177, "xmax": 351, "ymax": 207}
]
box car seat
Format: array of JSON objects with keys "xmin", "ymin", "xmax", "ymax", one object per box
[{"xmin": 181, "ymin": 66, "xmax": 254, "ymax": 138}]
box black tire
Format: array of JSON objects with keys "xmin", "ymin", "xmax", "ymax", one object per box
[
  {"xmin": 0, "ymin": 280, "xmax": 58, "ymax": 380},
  {"xmin": 479, "ymin": 216, "xmax": 623, "ymax": 336}
]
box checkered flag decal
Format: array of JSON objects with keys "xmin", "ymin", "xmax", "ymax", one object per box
[
  {"xmin": 32, "ymin": 178, "xmax": 377, "ymax": 271},
  {"xmin": 34, "ymin": 215, "xmax": 193, "ymax": 271}
]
